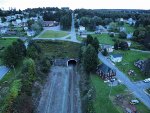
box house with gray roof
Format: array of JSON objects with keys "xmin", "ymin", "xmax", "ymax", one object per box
[
  {"xmin": 110, "ymin": 54, "xmax": 123, "ymax": 63},
  {"xmin": 96, "ymin": 63, "xmax": 116, "ymax": 80}
]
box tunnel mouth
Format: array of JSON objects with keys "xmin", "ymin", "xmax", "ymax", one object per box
[{"xmin": 67, "ymin": 60, "xmax": 77, "ymax": 66}]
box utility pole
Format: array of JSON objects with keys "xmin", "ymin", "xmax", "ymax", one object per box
[
  {"xmin": 109, "ymin": 79, "xmax": 114, "ymax": 98},
  {"xmin": 12, "ymin": 65, "xmax": 16, "ymax": 77}
]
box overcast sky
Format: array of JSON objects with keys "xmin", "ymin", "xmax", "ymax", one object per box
[{"xmin": 0, "ymin": 0, "xmax": 150, "ymax": 10}]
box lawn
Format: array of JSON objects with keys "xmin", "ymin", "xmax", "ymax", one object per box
[
  {"xmin": 76, "ymin": 36, "xmax": 83, "ymax": 42},
  {"xmin": 0, "ymin": 38, "xmax": 18, "ymax": 65},
  {"xmin": 91, "ymin": 74, "xmax": 150, "ymax": 113},
  {"xmin": 0, "ymin": 38, "xmax": 17, "ymax": 47},
  {"xmin": 39, "ymin": 30, "xmax": 68, "ymax": 38},
  {"xmin": 34, "ymin": 40, "xmax": 80, "ymax": 58},
  {"xmin": 91, "ymin": 74, "xmax": 126, "ymax": 113},
  {"xmin": 124, "ymin": 23, "xmax": 135, "ymax": 33},
  {"xmin": 92, "ymin": 34, "xmax": 114, "ymax": 45},
  {"xmin": 114, "ymin": 50, "xmax": 150, "ymax": 81}
]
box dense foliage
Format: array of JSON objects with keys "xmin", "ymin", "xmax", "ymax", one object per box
[{"xmin": 2, "ymin": 39, "xmax": 26, "ymax": 67}]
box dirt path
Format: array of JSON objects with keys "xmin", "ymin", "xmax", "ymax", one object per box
[{"xmin": 37, "ymin": 66, "xmax": 82, "ymax": 113}]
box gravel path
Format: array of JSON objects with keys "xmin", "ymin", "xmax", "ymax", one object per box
[{"xmin": 37, "ymin": 66, "xmax": 82, "ymax": 113}]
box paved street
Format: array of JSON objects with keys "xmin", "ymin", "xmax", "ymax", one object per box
[
  {"xmin": 98, "ymin": 53, "xmax": 150, "ymax": 109},
  {"xmin": 0, "ymin": 66, "xmax": 10, "ymax": 80}
]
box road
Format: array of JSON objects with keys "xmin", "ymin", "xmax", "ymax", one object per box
[
  {"xmin": 98, "ymin": 53, "xmax": 150, "ymax": 109},
  {"xmin": 0, "ymin": 66, "xmax": 10, "ymax": 80},
  {"xmin": 37, "ymin": 66, "xmax": 82, "ymax": 113}
]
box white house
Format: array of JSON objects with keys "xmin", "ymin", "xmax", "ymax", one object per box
[
  {"xmin": 0, "ymin": 22, "xmax": 10, "ymax": 27},
  {"xmin": 110, "ymin": 54, "xmax": 123, "ymax": 63},
  {"xmin": 22, "ymin": 18, "xmax": 28, "ymax": 23},
  {"xmin": 96, "ymin": 25, "xmax": 107, "ymax": 32},
  {"xmin": 16, "ymin": 19, "xmax": 22, "ymax": 24},
  {"xmin": 101, "ymin": 45, "xmax": 114, "ymax": 53},
  {"xmin": 78, "ymin": 26, "xmax": 86, "ymax": 33},
  {"xmin": 120, "ymin": 18, "xmax": 124, "ymax": 22},
  {"xmin": 127, "ymin": 18, "xmax": 136, "ymax": 25},
  {"xmin": 27, "ymin": 30, "xmax": 35, "ymax": 37},
  {"xmin": 119, "ymin": 27, "xmax": 126, "ymax": 32},
  {"xmin": 0, "ymin": 28, "xmax": 8, "ymax": 34},
  {"xmin": 126, "ymin": 41, "xmax": 132, "ymax": 47}
]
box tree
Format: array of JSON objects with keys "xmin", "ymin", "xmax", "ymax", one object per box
[
  {"xmin": 119, "ymin": 31, "xmax": 127, "ymax": 39},
  {"xmin": 80, "ymin": 17, "xmax": 90, "ymax": 27},
  {"xmin": 21, "ymin": 58, "xmax": 36, "ymax": 95},
  {"xmin": 103, "ymin": 48, "xmax": 108, "ymax": 56},
  {"xmin": 119, "ymin": 41, "xmax": 129, "ymax": 50},
  {"xmin": 83, "ymin": 45, "xmax": 98, "ymax": 73},
  {"xmin": 1, "ymin": 17, "xmax": 6, "ymax": 23},
  {"xmin": 109, "ymin": 22, "xmax": 118, "ymax": 32},
  {"xmin": 92, "ymin": 37, "xmax": 99, "ymax": 53},
  {"xmin": 31, "ymin": 22, "xmax": 42, "ymax": 34},
  {"xmin": 60, "ymin": 14, "xmax": 71, "ymax": 30},
  {"xmin": 12, "ymin": 93, "xmax": 33, "ymax": 113},
  {"xmin": 27, "ymin": 19, "xmax": 34, "ymax": 29},
  {"xmin": 86, "ymin": 35, "xmax": 93, "ymax": 45},
  {"xmin": 143, "ymin": 59, "xmax": 150, "ymax": 76},
  {"xmin": 114, "ymin": 41, "xmax": 119, "ymax": 50},
  {"xmin": 2, "ymin": 39, "xmax": 26, "ymax": 67}
]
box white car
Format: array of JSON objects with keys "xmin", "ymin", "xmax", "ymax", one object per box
[
  {"xmin": 143, "ymin": 78, "xmax": 150, "ymax": 83},
  {"xmin": 130, "ymin": 100, "xmax": 139, "ymax": 105}
]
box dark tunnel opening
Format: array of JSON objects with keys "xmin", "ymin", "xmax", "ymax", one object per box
[{"xmin": 67, "ymin": 60, "xmax": 77, "ymax": 66}]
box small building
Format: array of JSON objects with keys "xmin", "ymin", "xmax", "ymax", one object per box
[
  {"xmin": 0, "ymin": 28, "xmax": 8, "ymax": 34},
  {"xmin": 126, "ymin": 41, "xmax": 132, "ymax": 47},
  {"xmin": 6, "ymin": 30, "xmax": 17, "ymax": 35},
  {"xmin": 127, "ymin": 18, "xmax": 136, "ymax": 25},
  {"xmin": 97, "ymin": 63, "xmax": 116, "ymax": 80},
  {"xmin": 101, "ymin": 45, "xmax": 114, "ymax": 53},
  {"xmin": 119, "ymin": 27, "xmax": 126, "ymax": 32},
  {"xmin": 27, "ymin": 30, "xmax": 35, "ymax": 37},
  {"xmin": 110, "ymin": 54, "xmax": 123, "ymax": 63},
  {"xmin": 16, "ymin": 19, "xmax": 22, "ymax": 24},
  {"xmin": 78, "ymin": 26, "xmax": 86, "ymax": 33},
  {"xmin": 120, "ymin": 18, "xmax": 124, "ymax": 22},
  {"xmin": 96, "ymin": 25, "xmax": 107, "ymax": 32},
  {"xmin": 43, "ymin": 21, "xmax": 58, "ymax": 27}
]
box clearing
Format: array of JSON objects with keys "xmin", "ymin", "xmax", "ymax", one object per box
[
  {"xmin": 92, "ymin": 34, "xmax": 114, "ymax": 45},
  {"xmin": 34, "ymin": 40, "xmax": 80, "ymax": 58},
  {"xmin": 38, "ymin": 30, "xmax": 68, "ymax": 38}
]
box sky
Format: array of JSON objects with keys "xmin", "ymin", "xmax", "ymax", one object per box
[{"xmin": 0, "ymin": 0, "xmax": 150, "ymax": 10}]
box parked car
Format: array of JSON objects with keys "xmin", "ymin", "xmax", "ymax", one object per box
[
  {"xmin": 130, "ymin": 99, "xmax": 139, "ymax": 105},
  {"xmin": 104, "ymin": 80, "xmax": 110, "ymax": 83}
]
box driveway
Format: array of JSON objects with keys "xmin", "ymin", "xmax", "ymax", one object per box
[
  {"xmin": 98, "ymin": 53, "xmax": 150, "ymax": 109},
  {"xmin": 0, "ymin": 66, "xmax": 10, "ymax": 80}
]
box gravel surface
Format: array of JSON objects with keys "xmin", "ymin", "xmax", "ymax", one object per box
[{"xmin": 37, "ymin": 66, "xmax": 82, "ymax": 113}]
